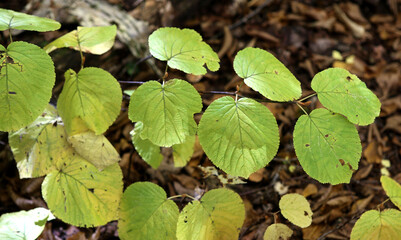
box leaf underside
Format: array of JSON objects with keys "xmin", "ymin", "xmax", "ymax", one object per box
[
  {"xmin": 0, "ymin": 8, "xmax": 60, "ymax": 32},
  {"xmin": 381, "ymin": 176, "xmax": 401, "ymax": 210}
]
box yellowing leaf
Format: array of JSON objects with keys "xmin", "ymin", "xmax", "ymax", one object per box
[
  {"xmin": 44, "ymin": 25, "xmax": 117, "ymax": 55},
  {"xmin": 0, "ymin": 207, "xmax": 55, "ymax": 240},
  {"xmin": 131, "ymin": 122, "xmax": 163, "ymax": 168},
  {"xmin": 263, "ymin": 223, "xmax": 293, "ymax": 240},
  {"xmin": 279, "ymin": 193, "xmax": 312, "ymax": 228},
  {"xmin": 118, "ymin": 182, "xmax": 179, "ymax": 240},
  {"xmin": 176, "ymin": 188, "xmax": 245, "ymax": 240},
  {"xmin": 57, "ymin": 68, "xmax": 122, "ymax": 135},
  {"xmin": 129, "ymin": 79, "xmax": 201, "ymax": 147},
  {"xmin": 68, "ymin": 130, "xmax": 120, "ymax": 170},
  {"xmin": 148, "ymin": 27, "xmax": 220, "ymax": 75},
  {"xmin": 350, "ymin": 209, "xmax": 401, "ymax": 240},
  {"xmin": 381, "ymin": 176, "xmax": 401, "ymax": 210},
  {"xmin": 172, "ymin": 134, "xmax": 195, "ymax": 167},
  {"xmin": 233, "ymin": 47, "xmax": 302, "ymax": 102},
  {"xmin": 0, "ymin": 8, "xmax": 60, "ymax": 32}
]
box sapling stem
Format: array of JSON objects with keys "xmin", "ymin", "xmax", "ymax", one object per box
[
  {"xmin": 8, "ymin": 17, "xmax": 13, "ymax": 43},
  {"xmin": 298, "ymin": 93, "xmax": 317, "ymax": 102},
  {"xmin": 296, "ymin": 101, "xmax": 309, "ymax": 115},
  {"xmin": 76, "ymin": 33, "xmax": 85, "ymax": 69}
]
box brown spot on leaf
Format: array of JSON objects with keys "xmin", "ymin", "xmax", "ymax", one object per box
[
  {"xmin": 304, "ymin": 211, "xmax": 308, "ymax": 216},
  {"xmin": 305, "ymin": 144, "xmax": 310, "ymax": 147},
  {"xmin": 339, "ymin": 159, "xmax": 345, "ymax": 166},
  {"xmin": 324, "ymin": 134, "xmax": 329, "ymax": 137},
  {"xmin": 346, "ymin": 76, "xmax": 351, "ymax": 81}
]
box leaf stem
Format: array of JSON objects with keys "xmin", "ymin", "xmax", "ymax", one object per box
[
  {"xmin": 8, "ymin": 17, "xmax": 13, "ymax": 43},
  {"xmin": 298, "ymin": 93, "xmax": 317, "ymax": 102},
  {"xmin": 76, "ymin": 32, "xmax": 85, "ymax": 69},
  {"xmin": 167, "ymin": 194, "xmax": 197, "ymax": 201},
  {"xmin": 296, "ymin": 102, "xmax": 309, "ymax": 115},
  {"xmin": 376, "ymin": 198, "xmax": 390, "ymax": 210}
]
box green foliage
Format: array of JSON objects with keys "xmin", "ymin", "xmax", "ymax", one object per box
[
  {"xmin": 233, "ymin": 47, "xmax": 301, "ymax": 101},
  {"xmin": 148, "ymin": 27, "xmax": 220, "ymax": 75},
  {"xmin": 263, "ymin": 223, "xmax": 293, "ymax": 240},
  {"xmin": 8, "ymin": 105, "xmax": 59, "ymax": 178},
  {"xmin": 118, "ymin": 182, "xmax": 179, "ymax": 240},
  {"xmin": 57, "ymin": 67, "xmax": 122, "ymax": 135},
  {"xmin": 293, "ymin": 108, "xmax": 362, "ymax": 184},
  {"xmin": 0, "ymin": 207, "xmax": 54, "ymax": 240},
  {"xmin": 44, "ymin": 25, "xmax": 117, "ymax": 55},
  {"xmin": 279, "ymin": 193, "xmax": 312, "ymax": 228},
  {"xmin": 381, "ymin": 176, "xmax": 401, "ymax": 210},
  {"xmin": 176, "ymin": 188, "xmax": 245, "ymax": 240},
  {"xmin": 172, "ymin": 134, "xmax": 196, "ymax": 167},
  {"xmin": 0, "ymin": 41, "xmax": 56, "ymax": 131},
  {"xmin": 198, "ymin": 96, "xmax": 279, "ymax": 178},
  {"xmin": 312, "ymin": 68, "xmax": 381, "ymax": 125},
  {"xmin": 128, "ymin": 79, "xmax": 201, "ymax": 147},
  {"xmin": 0, "ymin": 8, "xmax": 60, "ymax": 32},
  {"xmin": 350, "ymin": 209, "xmax": 401, "ymax": 240}
]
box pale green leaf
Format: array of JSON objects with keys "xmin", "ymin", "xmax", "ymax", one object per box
[
  {"xmin": 148, "ymin": 27, "xmax": 220, "ymax": 75},
  {"xmin": 263, "ymin": 223, "xmax": 293, "ymax": 240},
  {"xmin": 0, "ymin": 207, "xmax": 54, "ymax": 240},
  {"xmin": 0, "ymin": 8, "xmax": 60, "ymax": 32},
  {"xmin": 44, "ymin": 25, "xmax": 117, "ymax": 55},
  {"xmin": 172, "ymin": 134, "xmax": 195, "ymax": 167},
  {"xmin": 124, "ymin": 89, "xmax": 134, "ymax": 96},
  {"xmin": 57, "ymin": 67, "xmax": 122, "ymax": 135},
  {"xmin": 198, "ymin": 96, "xmax": 279, "ymax": 178},
  {"xmin": 131, "ymin": 122, "xmax": 163, "ymax": 168},
  {"xmin": 0, "ymin": 41, "xmax": 55, "ymax": 131},
  {"xmin": 128, "ymin": 79, "xmax": 202, "ymax": 147},
  {"xmin": 381, "ymin": 176, "xmax": 401, "ymax": 210},
  {"xmin": 176, "ymin": 188, "xmax": 245, "ymax": 240},
  {"xmin": 68, "ymin": 130, "xmax": 120, "ymax": 170},
  {"xmin": 293, "ymin": 108, "xmax": 361, "ymax": 184},
  {"xmin": 350, "ymin": 209, "xmax": 401, "ymax": 240},
  {"xmin": 41, "ymin": 126, "xmax": 123, "ymax": 227},
  {"xmin": 118, "ymin": 182, "xmax": 179, "ymax": 240},
  {"xmin": 312, "ymin": 68, "xmax": 381, "ymax": 125},
  {"xmin": 233, "ymin": 47, "xmax": 301, "ymax": 102},
  {"xmin": 279, "ymin": 193, "xmax": 312, "ymax": 228},
  {"xmin": 8, "ymin": 110, "xmax": 69, "ymax": 178}
]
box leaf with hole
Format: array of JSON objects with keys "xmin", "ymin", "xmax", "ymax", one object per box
[
  {"xmin": 198, "ymin": 96, "xmax": 279, "ymax": 178},
  {"xmin": 233, "ymin": 47, "xmax": 301, "ymax": 102},
  {"xmin": 57, "ymin": 67, "xmax": 122, "ymax": 135},
  {"xmin": 44, "ymin": 25, "xmax": 117, "ymax": 55},
  {"xmin": 176, "ymin": 188, "xmax": 245, "ymax": 240},
  {"xmin": 129, "ymin": 79, "xmax": 201, "ymax": 147},
  {"xmin": 0, "ymin": 41, "xmax": 55, "ymax": 131},
  {"xmin": 279, "ymin": 193, "xmax": 312, "ymax": 228},
  {"xmin": 350, "ymin": 209, "xmax": 401, "ymax": 240},
  {"xmin": 118, "ymin": 182, "xmax": 179, "ymax": 240},
  {"xmin": 263, "ymin": 223, "xmax": 293, "ymax": 240},
  {"xmin": 0, "ymin": 207, "xmax": 55, "ymax": 240},
  {"xmin": 381, "ymin": 176, "xmax": 401, "ymax": 210},
  {"xmin": 131, "ymin": 122, "xmax": 163, "ymax": 168},
  {"xmin": 0, "ymin": 8, "xmax": 60, "ymax": 32},
  {"xmin": 41, "ymin": 126, "xmax": 123, "ymax": 227},
  {"xmin": 312, "ymin": 68, "xmax": 381, "ymax": 125},
  {"xmin": 293, "ymin": 108, "xmax": 361, "ymax": 184},
  {"xmin": 148, "ymin": 27, "xmax": 220, "ymax": 75}
]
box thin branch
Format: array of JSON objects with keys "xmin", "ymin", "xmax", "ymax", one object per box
[
  {"xmin": 298, "ymin": 93, "xmax": 317, "ymax": 102},
  {"xmin": 118, "ymin": 80, "xmax": 145, "ymax": 84}
]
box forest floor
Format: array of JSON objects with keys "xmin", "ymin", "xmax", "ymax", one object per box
[{"xmin": 1, "ymin": 0, "xmax": 401, "ymax": 239}]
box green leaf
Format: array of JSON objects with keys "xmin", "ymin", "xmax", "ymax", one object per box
[
  {"xmin": 381, "ymin": 176, "xmax": 401, "ymax": 210},
  {"xmin": 0, "ymin": 41, "xmax": 56, "ymax": 131},
  {"xmin": 176, "ymin": 188, "xmax": 245, "ymax": 240},
  {"xmin": 131, "ymin": 122, "xmax": 163, "ymax": 168},
  {"xmin": 311, "ymin": 68, "xmax": 381, "ymax": 125},
  {"xmin": 350, "ymin": 209, "xmax": 401, "ymax": 240},
  {"xmin": 8, "ymin": 108, "xmax": 66, "ymax": 178},
  {"xmin": 0, "ymin": 8, "xmax": 60, "ymax": 32},
  {"xmin": 279, "ymin": 193, "xmax": 312, "ymax": 228},
  {"xmin": 44, "ymin": 25, "xmax": 117, "ymax": 55},
  {"xmin": 124, "ymin": 89, "xmax": 135, "ymax": 96},
  {"xmin": 128, "ymin": 79, "xmax": 202, "ymax": 147},
  {"xmin": 293, "ymin": 108, "xmax": 361, "ymax": 184},
  {"xmin": 148, "ymin": 27, "xmax": 220, "ymax": 75},
  {"xmin": 198, "ymin": 96, "xmax": 279, "ymax": 178},
  {"xmin": 57, "ymin": 67, "xmax": 122, "ymax": 135},
  {"xmin": 68, "ymin": 130, "xmax": 120, "ymax": 170},
  {"xmin": 233, "ymin": 47, "xmax": 301, "ymax": 102},
  {"xmin": 172, "ymin": 134, "xmax": 195, "ymax": 167},
  {"xmin": 118, "ymin": 182, "xmax": 179, "ymax": 240},
  {"xmin": 41, "ymin": 126, "xmax": 123, "ymax": 227},
  {"xmin": 263, "ymin": 223, "xmax": 293, "ymax": 240},
  {"xmin": 0, "ymin": 207, "xmax": 55, "ymax": 240}
]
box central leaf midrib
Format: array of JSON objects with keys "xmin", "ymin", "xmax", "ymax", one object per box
[{"xmin": 74, "ymin": 75, "xmax": 86, "ymax": 115}]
